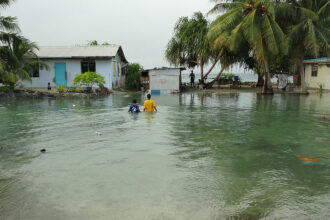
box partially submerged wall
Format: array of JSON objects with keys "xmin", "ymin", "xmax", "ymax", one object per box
[{"xmin": 149, "ymin": 69, "xmax": 180, "ymax": 94}]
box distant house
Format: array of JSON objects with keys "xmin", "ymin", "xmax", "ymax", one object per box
[
  {"xmin": 21, "ymin": 45, "xmax": 128, "ymax": 89},
  {"xmin": 304, "ymin": 57, "xmax": 330, "ymax": 90},
  {"xmin": 141, "ymin": 67, "xmax": 185, "ymax": 94}
]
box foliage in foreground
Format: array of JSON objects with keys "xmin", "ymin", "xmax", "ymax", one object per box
[
  {"xmin": 0, "ymin": 0, "xmax": 47, "ymax": 89},
  {"xmin": 125, "ymin": 63, "xmax": 143, "ymax": 91},
  {"xmin": 73, "ymin": 72, "xmax": 105, "ymax": 88}
]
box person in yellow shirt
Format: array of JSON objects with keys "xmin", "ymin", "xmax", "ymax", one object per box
[{"xmin": 144, "ymin": 94, "xmax": 157, "ymax": 112}]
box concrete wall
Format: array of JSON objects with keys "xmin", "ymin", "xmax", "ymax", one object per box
[
  {"xmin": 149, "ymin": 69, "xmax": 180, "ymax": 92},
  {"xmin": 305, "ymin": 64, "xmax": 330, "ymax": 90},
  {"xmin": 20, "ymin": 58, "xmax": 126, "ymax": 90}
]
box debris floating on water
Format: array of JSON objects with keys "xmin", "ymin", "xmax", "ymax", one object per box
[
  {"xmin": 73, "ymin": 104, "xmax": 76, "ymax": 107},
  {"xmin": 40, "ymin": 149, "xmax": 46, "ymax": 153},
  {"xmin": 95, "ymin": 131, "xmax": 102, "ymax": 136},
  {"xmin": 319, "ymin": 116, "xmax": 330, "ymax": 121},
  {"xmin": 297, "ymin": 158, "xmax": 320, "ymax": 162}
]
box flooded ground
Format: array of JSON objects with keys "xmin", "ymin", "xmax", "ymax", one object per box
[{"xmin": 0, "ymin": 93, "xmax": 329, "ymax": 219}]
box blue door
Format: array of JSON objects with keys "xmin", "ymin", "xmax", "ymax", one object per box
[{"xmin": 55, "ymin": 63, "xmax": 67, "ymax": 87}]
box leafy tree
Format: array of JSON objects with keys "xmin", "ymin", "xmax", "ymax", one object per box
[
  {"xmin": 125, "ymin": 63, "xmax": 142, "ymax": 91},
  {"xmin": 73, "ymin": 72, "xmax": 105, "ymax": 88},
  {"xmin": 208, "ymin": 0, "xmax": 288, "ymax": 94},
  {"xmin": 165, "ymin": 12, "xmax": 219, "ymax": 82}
]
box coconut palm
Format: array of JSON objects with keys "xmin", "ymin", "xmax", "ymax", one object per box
[
  {"xmin": 165, "ymin": 12, "xmax": 221, "ymax": 83},
  {"xmin": 0, "ymin": 0, "xmax": 20, "ymax": 73},
  {"xmin": 275, "ymin": 0, "xmax": 330, "ymax": 93},
  {"xmin": 0, "ymin": 0, "xmax": 19, "ymax": 33},
  {"xmin": 0, "ymin": 35, "xmax": 48, "ymax": 89},
  {"xmin": 208, "ymin": 0, "xmax": 288, "ymax": 94}
]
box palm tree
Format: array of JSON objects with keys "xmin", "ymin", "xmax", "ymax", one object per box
[
  {"xmin": 208, "ymin": 0, "xmax": 288, "ymax": 94},
  {"xmin": 0, "ymin": 35, "xmax": 48, "ymax": 89},
  {"xmin": 0, "ymin": 0, "xmax": 19, "ymax": 33},
  {"xmin": 165, "ymin": 12, "xmax": 221, "ymax": 83},
  {"xmin": 0, "ymin": 0, "xmax": 20, "ymax": 72},
  {"xmin": 275, "ymin": 0, "xmax": 330, "ymax": 93}
]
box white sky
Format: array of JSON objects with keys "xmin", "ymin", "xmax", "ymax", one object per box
[{"xmin": 3, "ymin": 0, "xmax": 214, "ymax": 69}]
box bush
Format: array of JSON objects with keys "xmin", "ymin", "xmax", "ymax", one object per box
[
  {"xmin": 56, "ymin": 84, "xmax": 65, "ymax": 93},
  {"xmin": 67, "ymin": 86, "xmax": 82, "ymax": 93},
  {"xmin": 125, "ymin": 63, "xmax": 143, "ymax": 91},
  {"xmin": 73, "ymin": 72, "xmax": 105, "ymax": 88},
  {"xmin": 1, "ymin": 73, "xmax": 19, "ymax": 90},
  {"xmin": 0, "ymin": 85, "xmax": 10, "ymax": 92}
]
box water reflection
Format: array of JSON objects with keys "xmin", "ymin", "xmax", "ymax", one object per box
[{"xmin": 0, "ymin": 93, "xmax": 329, "ymax": 219}]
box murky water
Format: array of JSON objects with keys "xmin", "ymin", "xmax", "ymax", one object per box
[{"xmin": 0, "ymin": 93, "xmax": 329, "ymax": 220}]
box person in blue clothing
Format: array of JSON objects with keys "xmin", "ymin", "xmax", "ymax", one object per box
[{"xmin": 128, "ymin": 99, "xmax": 140, "ymax": 113}]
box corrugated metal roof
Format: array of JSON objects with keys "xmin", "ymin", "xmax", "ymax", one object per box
[
  {"xmin": 303, "ymin": 57, "xmax": 330, "ymax": 64},
  {"xmin": 35, "ymin": 45, "xmax": 128, "ymax": 62},
  {"xmin": 143, "ymin": 67, "xmax": 186, "ymax": 72}
]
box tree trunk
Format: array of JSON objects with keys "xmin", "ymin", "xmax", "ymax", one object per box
[
  {"xmin": 256, "ymin": 72, "xmax": 264, "ymax": 87},
  {"xmin": 202, "ymin": 59, "xmax": 219, "ymax": 81},
  {"xmin": 299, "ymin": 56, "xmax": 307, "ymax": 94},
  {"xmin": 262, "ymin": 60, "xmax": 273, "ymax": 94},
  {"xmin": 204, "ymin": 66, "xmax": 225, "ymax": 89},
  {"xmin": 200, "ymin": 62, "xmax": 204, "ymax": 84}
]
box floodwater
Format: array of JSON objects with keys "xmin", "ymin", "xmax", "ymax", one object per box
[{"xmin": 0, "ymin": 93, "xmax": 329, "ymax": 220}]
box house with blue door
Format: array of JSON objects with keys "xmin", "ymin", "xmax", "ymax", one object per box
[{"xmin": 21, "ymin": 45, "xmax": 128, "ymax": 89}]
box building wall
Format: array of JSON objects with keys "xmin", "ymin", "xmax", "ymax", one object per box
[
  {"xmin": 305, "ymin": 64, "xmax": 330, "ymax": 90},
  {"xmin": 149, "ymin": 69, "xmax": 180, "ymax": 93},
  {"xmin": 111, "ymin": 54, "xmax": 123, "ymax": 88},
  {"xmin": 20, "ymin": 58, "xmax": 122, "ymax": 89}
]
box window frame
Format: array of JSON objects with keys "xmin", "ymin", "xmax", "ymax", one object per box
[
  {"xmin": 30, "ymin": 65, "xmax": 40, "ymax": 78},
  {"xmin": 311, "ymin": 64, "xmax": 318, "ymax": 77},
  {"xmin": 81, "ymin": 60, "xmax": 96, "ymax": 73}
]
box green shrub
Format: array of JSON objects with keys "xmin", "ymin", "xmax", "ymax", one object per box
[
  {"xmin": 0, "ymin": 85, "xmax": 10, "ymax": 92},
  {"xmin": 125, "ymin": 63, "xmax": 143, "ymax": 91},
  {"xmin": 73, "ymin": 72, "xmax": 105, "ymax": 88},
  {"xmin": 318, "ymin": 83, "xmax": 324, "ymax": 94},
  {"xmin": 1, "ymin": 73, "xmax": 19, "ymax": 90},
  {"xmin": 67, "ymin": 86, "xmax": 83, "ymax": 93},
  {"xmin": 56, "ymin": 84, "xmax": 65, "ymax": 93},
  {"xmin": 222, "ymin": 73, "xmax": 235, "ymax": 80}
]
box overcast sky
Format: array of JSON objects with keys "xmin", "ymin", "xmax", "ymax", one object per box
[{"xmin": 3, "ymin": 0, "xmax": 214, "ymax": 69}]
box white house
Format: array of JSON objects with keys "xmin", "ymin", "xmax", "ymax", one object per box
[
  {"xmin": 21, "ymin": 45, "xmax": 128, "ymax": 89},
  {"xmin": 304, "ymin": 57, "xmax": 330, "ymax": 90},
  {"xmin": 142, "ymin": 67, "xmax": 185, "ymax": 94}
]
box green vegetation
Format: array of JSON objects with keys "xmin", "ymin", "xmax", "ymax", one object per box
[
  {"xmin": 0, "ymin": 0, "xmax": 48, "ymax": 90},
  {"xmin": 318, "ymin": 83, "xmax": 324, "ymax": 94},
  {"xmin": 88, "ymin": 40, "xmax": 110, "ymax": 46},
  {"xmin": 73, "ymin": 72, "xmax": 105, "ymax": 88},
  {"xmin": 165, "ymin": 0, "xmax": 330, "ymax": 94},
  {"xmin": 0, "ymin": 85, "xmax": 9, "ymax": 92},
  {"xmin": 67, "ymin": 86, "xmax": 82, "ymax": 93},
  {"xmin": 125, "ymin": 63, "xmax": 143, "ymax": 91},
  {"xmin": 56, "ymin": 84, "xmax": 65, "ymax": 93}
]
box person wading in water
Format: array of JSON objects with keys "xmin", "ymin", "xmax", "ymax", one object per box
[{"xmin": 144, "ymin": 94, "xmax": 157, "ymax": 112}]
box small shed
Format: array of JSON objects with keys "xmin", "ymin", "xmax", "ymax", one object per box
[
  {"xmin": 304, "ymin": 58, "xmax": 330, "ymax": 90},
  {"xmin": 142, "ymin": 67, "xmax": 185, "ymax": 94}
]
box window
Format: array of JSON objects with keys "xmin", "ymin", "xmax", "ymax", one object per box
[
  {"xmin": 311, "ymin": 64, "xmax": 318, "ymax": 77},
  {"xmin": 30, "ymin": 66, "xmax": 39, "ymax": 78},
  {"xmin": 81, "ymin": 61, "xmax": 96, "ymax": 73}
]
